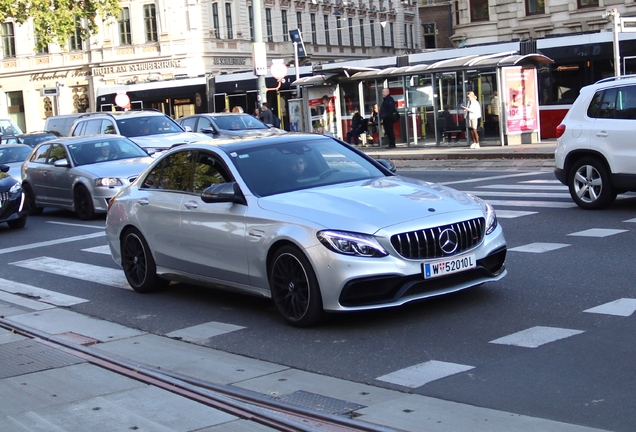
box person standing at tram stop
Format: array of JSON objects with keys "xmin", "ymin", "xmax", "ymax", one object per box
[
  {"xmin": 260, "ymin": 102, "xmax": 275, "ymax": 125},
  {"xmin": 379, "ymin": 88, "xmax": 396, "ymax": 148},
  {"xmin": 462, "ymin": 91, "xmax": 482, "ymax": 149}
]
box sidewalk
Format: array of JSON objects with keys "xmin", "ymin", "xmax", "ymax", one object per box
[{"xmin": 0, "ymin": 301, "xmax": 605, "ymax": 432}]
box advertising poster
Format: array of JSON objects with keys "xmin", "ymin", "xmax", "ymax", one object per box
[
  {"xmin": 502, "ymin": 67, "xmax": 539, "ymax": 134},
  {"xmin": 306, "ymin": 86, "xmax": 338, "ymax": 137},
  {"xmin": 288, "ymin": 99, "xmax": 304, "ymax": 132}
]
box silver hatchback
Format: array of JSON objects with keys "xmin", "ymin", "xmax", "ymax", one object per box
[
  {"xmin": 106, "ymin": 134, "xmax": 507, "ymax": 326},
  {"xmin": 22, "ymin": 135, "xmax": 153, "ymax": 219}
]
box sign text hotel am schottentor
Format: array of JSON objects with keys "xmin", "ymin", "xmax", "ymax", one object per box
[{"xmin": 91, "ymin": 60, "xmax": 183, "ymax": 77}]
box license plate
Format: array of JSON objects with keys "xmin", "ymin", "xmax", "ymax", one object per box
[{"xmin": 423, "ymin": 253, "xmax": 476, "ymax": 279}]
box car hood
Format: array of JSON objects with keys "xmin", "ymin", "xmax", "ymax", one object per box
[
  {"xmin": 0, "ymin": 170, "xmax": 19, "ymax": 188},
  {"xmin": 77, "ymin": 157, "xmax": 154, "ymax": 178},
  {"xmin": 257, "ymin": 176, "xmax": 483, "ymax": 232},
  {"xmin": 129, "ymin": 132, "xmax": 209, "ymax": 150}
]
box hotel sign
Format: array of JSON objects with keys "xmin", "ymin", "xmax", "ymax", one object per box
[{"xmin": 91, "ymin": 59, "xmax": 183, "ymax": 76}]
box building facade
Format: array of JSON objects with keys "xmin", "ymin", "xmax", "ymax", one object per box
[{"xmin": 0, "ymin": 0, "xmax": 419, "ymax": 132}]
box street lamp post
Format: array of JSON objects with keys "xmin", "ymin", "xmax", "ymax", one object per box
[
  {"xmin": 252, "ymin": 0, "xmax": 268, "ymax": 106},
  {"xmin": 604, "ymin": 8, "xmax": 622, "ymax": 77}
]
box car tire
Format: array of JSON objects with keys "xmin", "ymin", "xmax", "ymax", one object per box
[
  {"xmin": 22, "ymin": 184, "xmax": 43, "ymax": 216},
  {"xmin": 74, "ymin": 185, "xmax": 96, "ymax": 220},
  {"xmin": 121, "ymin": 227, "xmax": 169, "ymax": 293},
  {"xmin": 7, "ymin": 216, "xmax": 27, "ymax": 229},
  {"xmin": 269, "ymin": 245, "xmax": 324, "ymax": 327},
  {"xmin": 568, "ymin": 157, "xmax": 616, "ymax": 210}
]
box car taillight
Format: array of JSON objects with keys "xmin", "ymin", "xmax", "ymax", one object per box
[{"xmin": 555, "ymin": 124, "xmax": 566, "ymax": 138}]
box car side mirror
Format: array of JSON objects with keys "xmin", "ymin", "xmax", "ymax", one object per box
[
  {"xmin": 53, "ymin": 159, "xmax": 71, "ymax": 168},
  {"xmin": 183, "ymin": 125, "xmax": 193, "ymax": 132},
  {"xmin": 200, "ymin": 128, "xmax": 218, "ymax": 135},
  {"xmin": 376, "ymin": 158, "xmax": 396, "ymax": 173},
  {"xmin": 201, "ymin": 182, "xmax": 246, "ymax": 205},
  {"xmin": 0, "ymin": 164, "xmax": 9, "ymax": 173}
]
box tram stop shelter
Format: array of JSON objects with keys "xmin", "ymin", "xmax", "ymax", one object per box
[{"xmin": 292, "ymin": 51, "xmax": 553, "ymax": 147}]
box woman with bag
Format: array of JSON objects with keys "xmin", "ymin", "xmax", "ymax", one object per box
[{"xmin": 379, "ymin": 88, "xmax": 396, "ymax": 148}]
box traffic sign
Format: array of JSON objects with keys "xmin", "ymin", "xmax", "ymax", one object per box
[{"xmin": 289, "ymin": 29, "xmax": 307, "ymax": 58}]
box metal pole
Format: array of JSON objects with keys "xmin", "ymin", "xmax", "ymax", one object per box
[
  {"xmin": 252, "ymin": 0, "xmax": 267, "ymax": 106},
  {"xmin": 613, "ymin": 9, "xmax": 621, "ymax": 77},
  {"xmin": 293, "ymin": 41, "xmax": 300, "ymax": 96}
]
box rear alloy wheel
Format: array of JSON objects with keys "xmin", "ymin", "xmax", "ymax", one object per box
[
  {"xmin": 121, "ymin": 228, "xmax": 168, "ymax": 293},
  {"xmin": 7, "ymin": 216, "xmax": 27, "ymax": 229},
  {"xmin": 22, "ymin": 184, "xmax": 43, "ymax": 216},
  {"xmin": 569, "ymin": 157, "xmax": 616, "ymax": 210},
  {"xmin": 74, "ymin": 185, "xmax": 96, "ymax": 220},
  {"xmin": 269, "ymin": 245, "xmax": 324, "ymax": 327}
]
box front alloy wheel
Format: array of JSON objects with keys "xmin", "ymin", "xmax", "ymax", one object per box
[
  {"xmin": 270, "ymin": 245, "xmax": 324, "ymax": 327},
  {"xmin": 121, "ymin": 228, "xmax": 168, "ymax": 293},
  {"xmin": 569, "ymin": 157, "xmax": 616, "ymax": 210},
  {"xmin": 74, "ymin": 185, "xmax": 96, "ymax": 220}
]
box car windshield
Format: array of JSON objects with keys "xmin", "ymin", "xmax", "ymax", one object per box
[
  {"xmin": 231, "ymin": 137, "xmax": 388, "ymax": 197},
  {"xmin": 212, "ymin": 115, "xmax": 268, "ymax": 131},
  {"xmin": 68, "ymin": 138, "xmax": 149, "ymax": 166},
  {"xmin": 116, "ymin": 116, "xmax": 184, "ymax": 137},
  {"xmin": 18, "ymin": 134, "xmax": 58, "ymax": 147},
  {"xmin": 0, "ymin": 146, "xmax": 31, "ymax": 164}
]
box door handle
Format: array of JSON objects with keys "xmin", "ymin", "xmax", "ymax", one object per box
[
  {"xmin": 596, "ymin": 131, "xmax": 608, "ymax": 138},
  {"xmin": 137, "ymin": 198, "xmax": 149, "ymax": 206},
  {"xmin": 184, "ymin": 201, "xmax": 198, "ymax": 209}
]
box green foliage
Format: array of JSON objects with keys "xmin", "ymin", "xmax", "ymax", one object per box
[{"xmin": 0, "ymin": 0, "xmax": 121, "ymax": 51}]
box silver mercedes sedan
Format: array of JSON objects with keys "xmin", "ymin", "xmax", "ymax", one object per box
[
  {"xmin": 106, "ymin": 134, "xmax": 507, "ymax": 326},
  {"xmin": 21, "ymin": 135, "xmax": 153, "ymax": 220}
]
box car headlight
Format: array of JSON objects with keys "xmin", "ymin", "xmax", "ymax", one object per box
[
  {"xmin": 317, "ymin": 230, "xmax": 388, "ymax": 257},
  {"xmin": 95, "ymin": 178, "xmax": 124, "ymax": 187},
  {"xmin": 9, "ymin": 182, "xmax": 22, "ymax": 194},
  {"xmin": 468, "ymin": 194, "xmax": 498, "ymax": 235}
]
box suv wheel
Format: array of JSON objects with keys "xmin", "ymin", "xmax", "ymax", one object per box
[{"xmin": 568, "ymin": 157, "xmax": 616, "ymax": 210}]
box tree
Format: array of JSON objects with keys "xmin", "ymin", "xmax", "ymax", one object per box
[{"xmin": 0, "ymin": 0, "xmax": 121, "ymax": 51}]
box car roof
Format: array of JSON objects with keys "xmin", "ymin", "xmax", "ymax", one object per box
[
  {"xmin": 76, "ymin": 110, "xmax": 169, "ymax": 120},
  {"xmin": 42, "ymin": 134, "xmax": 131, "ymax": 145},
  {"xmin": 0, "ymin": 143, "xmax": 33, "ymax": 149},
  {"xmin": 171, "ymin": 132, "xmax": 335, "ymax": 153},
  {"xmin": 15, "ymin": 131, "xmax": 58, "ymax": 137}
]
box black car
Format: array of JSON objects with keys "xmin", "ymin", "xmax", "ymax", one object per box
[
  {"xmin": 0, "ymin": 164, "xmax": 27, "ymax": 229},
  {"xmin": 0, "ymin": 131, "xmax": 59, "ymax": 147}
]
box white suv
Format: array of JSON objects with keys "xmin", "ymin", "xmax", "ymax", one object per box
[{"xmin": 555, "ymin": 75, "xmax": 636, "ymax": 209}]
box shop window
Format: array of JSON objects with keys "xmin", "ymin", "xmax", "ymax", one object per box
[
  {"xmin": 69, "ymin": 17, "xmax": 83, "ymax": 51},
  {"xmin": 225, "ymin": 3, "xmax": 233, "ymax": 39},
  {"xmin": 143, "ymin": 4, "xmax": 158, "ymax": 42},
  {"xmin": 118, "ymin": 7, "xmax": 132, "ymax": 45},
  {"xmin": 2, "ymin": 22, "xmax": 16, "ymax": 58},
  {"xmin": 266, "ymin": 8, "xmax": 273, "ymax": 42},
  {"xmin": 470, "ymin": 0, "xmax": 489, "ymax": 22},
  {"xmin": 72, "ymin": 86, "xmax": 89, "ymax": 113},
  {"xmin": 578, "ymin": 0, "xmax": 599, "ymax": 8},
  {"xmin": 43, "ymin": 97, "xmax": 53, "ymax": 118}
]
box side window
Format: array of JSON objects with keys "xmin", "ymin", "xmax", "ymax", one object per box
[
  {"xmin": 101, "ymin": 120, "xmax": 116, "ymax": 134},
  {"xmin": 84, "ymin": 120, "xmax": 103, "ymax": 135},
  {"xmin": 47, "ymin": 143, "xmax": 68, "ymax": 164},
  {"xmin": 192, "ymin": 152, "xmax": 231, "ymax": 194},
  {"xmin": 615, "ymin": 85, "xmax": 636, "ymax": 120},
  {"xmin": 197, "ymin": 117, "xmax": 214, "ymax": 132},
  {"xmin": 141, "ymin": 150, "xmax": 194, "ymax": 191},
  {"xmin": 32, "ymin": 144, "xmax": 51, "ymax": 163},
  {"xmin": 71, "ymin": 121, "xmax": 85, "ymax": 136},
  {"xmin": 180, "ymin": 117, "xmax": 197, "ymax": 132}
]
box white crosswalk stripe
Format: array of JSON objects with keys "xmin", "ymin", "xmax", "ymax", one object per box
[{"xmin": 9, "ymin": 257, "xmax": 131, "ymax": 290}]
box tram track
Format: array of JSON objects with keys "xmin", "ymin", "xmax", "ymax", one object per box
[{"xmin": 0, "ymin": 317, "xmax": 398, "ymax": 432}]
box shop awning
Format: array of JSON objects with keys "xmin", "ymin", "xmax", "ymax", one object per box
[{"xmin": 290, "ymin": 74, "xmax": 339, "ymax": 86}]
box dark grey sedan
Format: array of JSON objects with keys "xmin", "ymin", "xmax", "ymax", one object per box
[
  {"xmin": 21, "ymin": 135, "xmax": 153, "ymax": 220},
  {"xmin": 177, "ymin": 113, "xmax": 285, "ymax": 139}
]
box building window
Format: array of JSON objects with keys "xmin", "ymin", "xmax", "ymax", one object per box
[
  {"xmin": 118, "ymin": 7, "xmax": 132, "ymax": 45},
  {"xmin": 526, "ymin": 0, "xmax": 545, "ymax": 14},
  {"xmin": 410, "ymin": 24, "xmax": 414, "ymax": 49},
  {"xmin": 470, "ymin": 0, "xmax": 489, "ymax": 21},
  {"xmin": 143, "ymin": 4, "xmax": 158, "ymax": 42},
  {"xmin": 381, "ymin": 23, "xmax": 385, "ymax": 46},
  {"xmin": 225, "ymin": 3, "xmax": 233, "ymax": 39},
  {"xmin": 403, "ymin": 24, "xmax": 407, "ymax": 48},
  {"xmin": 35, "ymin": 34, "xmax": 49, "ymax": 54},
  {"xmin": 310, "ymin": 13, "xmax": 317, "ymax": 44},
  {"xmin": 297, "ymin": 11, "xmax": 303, "ymax": 32},
  {"xmin": 423, "ymin": 23, "xmax": 436, "ymax": 49},
  {"xmin": 249, "ymin": 6, "xmax": 254, "ymax": 41},
  {"xmin": 69, "ymin": 17, "xmax": 83, "ymax": 51},
  {"xmin": 578, "ymin": 0, "xmax": 599, "ymax": 7},
  {"xmin": 336, "ymin": 16, "xmax": 342, "ymax": 45},
  {"xmin": 212, "ymin": 3, "xmax": 220, "ymax": 38},
  {"xmin": 370, "ymin": 20, "xmax": 375, "ymax": 47},
  {"xmin": 324, "ymin": 15, "xmax": 330, "ymax": 45},
  {"xmin": 359, "ymin": 19, "xmax": 365, "ymax": 46},
  {"xmin": 282, "ymin": 10, "xmax": 289, "ymax": 42},
  {"xmin": 390, "ymin": 22, "xmax": 394, "ymax": 48},
  {"xmin": 1, "ymin": 22, "xmax": 16, "ymax": 58},
  {"xmin": 266, "ymin": 8, "xmax": 273, "ymax": 42},
  {"xmin": 348, "ymin": 18, "xmax": 354, "ymax": 46}
]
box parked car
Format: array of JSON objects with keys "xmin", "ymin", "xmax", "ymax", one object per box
[
  {"xmin": 0, "ymin": 131, "xmax": 59, "ymax": 147},
  {"xmin": 0, "ymin": 164, "xmax": 27, "ymax": 229},
  {"xmin": 43, "ymin": 114, "xmax": 85, "ymax": 137},
  {"xmin": 0, "ymin": 118, "xmax": 23, "ymax": 138},
  {"xmin": 69, "ymin": 110, "xmax": 209, "ymax": 153},
  {"xmin": 177, "ymin": 113, "xmax": 286, "ymax": 139},
  {"xmin": 105, "ymin": 133, "xmax": 507, "ymax": 327},
  {"xmin": 22, "ymin": 135, "xmax": 154, "ymax": 220},
  {"xmin": 555, "ymin": 75, "xmax": 636, "ymax": 209},
  {"xmin": 0, "ymin": 144, "xmax": 34, "ymax": 181}
]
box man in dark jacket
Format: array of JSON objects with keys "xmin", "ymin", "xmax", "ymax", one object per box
[
  {"xmin": 260, "ymin": 102, "xmax": 275, "ymax": 125},
  {"xmin": 346, "ymin": 109, "xmax": 366, "ymax": 145},
  {"xmin": 379, "ymin": 88, "xmax": 396, "ymax": 148}
]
